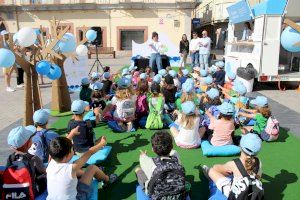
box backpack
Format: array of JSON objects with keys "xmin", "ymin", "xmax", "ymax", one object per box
[
  {"xmin": 136, "ymin": 94, "xmax": 149, "ymax": 117},
  {"xmin": 264, "ymin": 116, "xmax": 279, "ymax": 137},
  {"xmin": 35, "ymin": 130, "xmax": 49, "ymax": 163},
  {"xmin": 145, "ymin": 97, "xmax": 164, "ymax": 129},
  {"xmin": 147, "ymin": 156, "xmax": 186, "ymax": 200},
  {"xmin": 118, "ymin": 99, "xmax": 135, "ymax": 121},
  {"xmin": 228, "ymin": 158, "xmax": 264, "ymax": 200},
  {"xmin": 2, "ymin": 154, "xmax": 36, "ymax": 200}
]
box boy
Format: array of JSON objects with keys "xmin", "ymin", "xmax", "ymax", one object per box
[
  {"xmin": 47, "ymin": 136, "xmax": 117, "ymax": 199},
  {"xmin": 212, "ymin": 61, "xmax": 226, "ymax": 87},
  {"xmin": 79, "ymin": 77, "xmax": 93, "ymax": 104},
  {"xmin": 7, "ymin": 125, "xmax": 47, "ymax": 196},
  {"xmin": 179, "ymin": 69, "xmax": 189, "ymax": 85},
  {"xmin": 135, "ymin": 131, "xmax": 185, "ymax": 196}
]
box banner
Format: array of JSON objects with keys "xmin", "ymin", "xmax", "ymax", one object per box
[{"xmin": 227, "ymin": 0, "xmax": 253, "ymax": 24}]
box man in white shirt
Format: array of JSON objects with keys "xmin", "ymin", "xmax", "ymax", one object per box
[
  {"xmin": 189, "ymin": 32, "xmax": 200, "ymax": 68},
  {"xmin": 148, "ymin": 32, "xmax": 163, "ymax": 73},
  {"xmin": 199, "ymin": 30, "xmax": 211, "ymax": 71}
]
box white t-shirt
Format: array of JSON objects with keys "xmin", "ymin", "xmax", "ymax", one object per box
[
  {"xmin": 148, "ymin": 40, "xmax": 162, "ymax": 54},
  {"xmin": 199, "ymin": 37, "xmax": 211, "ymax": 55},
  {"xmin": 46, "ymin": 160, "xmax": 78, "ymax": 200},
  {"xmin": 189, "ymin": 38, "xmax": 201, "ymax": 51},
  {"xmin": 174, "ymin": 114, "xmax": 201, "ymax": 147},
  {"xmin": 111, "ymin": 95, "xmax": 137, "ymax": 119}
]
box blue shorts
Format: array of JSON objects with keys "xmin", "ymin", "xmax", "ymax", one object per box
[{"xmin": 76, "ymin": 181, "xmax": 93, "ymax": 200}]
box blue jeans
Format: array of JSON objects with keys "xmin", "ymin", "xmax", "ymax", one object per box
[
  {"xmin": 150, "ymin": 53, "xmax": 162, "ymax": 73},
  {"xmin": 199, "ymin": 53, "xmax": 209, "ymax": 70},
  {"xmin": 191, "ymin": 51, "xmax": 199, "ymax": 68}
]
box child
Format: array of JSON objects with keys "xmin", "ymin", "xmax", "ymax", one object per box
[
  {"xmin": 200, "ymin": 88, "xmax": 222, "ymax": 112},
  {"xmin": 224, "ymin": 71, "xmax": 236, "ymax": 90},
  {"xmin": 198, "ymin": 75, "xmax": 213, "ymax": 92},
  {"xmin": 170, "ymin": 101, "xmax": 202, "ymax": 148},
  {"xmin": 28, "ymin": 109, "xmax": 59, "ymax": 163},
  {"xmin": 101, "ymin": 72, "xmax": 113, "ymax": 96},
  {"xmin": 206, "ymin": 102, "xmax": 235, "ymax": 146},
  {"xmin": 139, "ymin": 73, "xmax": 148, "ymax": 85},
  {"xmin": 111, "ymin": 77, "xmax": 136, "ymax": 132},
  {"xmin": 79, "ymin": 77, "xmax": 93, "ymax": 104},
  {"xmin": 47, "ymin": 136, "xmax": 117, "ymax": 199},
  {"xmin": 135, "ymin": 82, "xmax": 149, "ymax": 123},
  {"xmin": 169, "ymin": 70, "xmax": 181, "ymax": 90},
  {"xmin": 6, "ymin": 125, "xmax": 47, "ymax": 196},
  {"xmin": 145, "ymin": 67, "xmax": 155, "ymax": 81},
  {"xmin": 91, "ymin": 82, "xmax": 106, "ymax": 110},
  {"xmin": 90, "ymin": 72, "xmax": 100, "ymax": 85},
  {"xmin": 162, "ymin": 75, "xmax": 177, "ymax": 112},
  {"xmin": 135, "ymin": 131, "xmax": 185, "ymax": 197},
  {"xmin": 202, "ymin": 133, "xmax": 263, "ymax": 198},
  {"xmin": 121, "ymin": 68, "xmax": 130, "ymax": 77},
  {"xmin": 132, "ymin": 71, "xmax": 140, "ymax": 87},
  {"xmin": 212, "ymin": 61, "xmax": 225, "ymax": 87},
  {"xmin": 179, "ymin": 69, "xmax": 189, "ymax": 85}
]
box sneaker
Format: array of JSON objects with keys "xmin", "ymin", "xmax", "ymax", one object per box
[
  {"xmin": 6, "ymin": 87, "xmax": 16, "ymax": 92},
  {"xmin": 17, "ymin": 84, "xmax": 24, "ymax": 88}
]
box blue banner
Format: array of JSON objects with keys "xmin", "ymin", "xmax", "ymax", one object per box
[{"xmin": 227, "ymin": 0, "xmax": 253, "ymax": 24}]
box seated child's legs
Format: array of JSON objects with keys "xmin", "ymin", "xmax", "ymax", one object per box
[
  {"xmin": 135, "ymin": 167, "xmax": 148, "ymax": 189},
  {"xmin": 208, "ymin": 168, "xmax": 231, "ymax": 197}
]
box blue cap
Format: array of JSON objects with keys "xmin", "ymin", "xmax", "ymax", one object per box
[
  {"xmin": 195, "ymin": 88, "xmax": 202, "ymax": 94},
  {"xmin": 206, "ymin": 88, "xmax": 220, "ymax": 99},
  {"xmin": 139, "ymin": 73, "xmax": 147, "ymax": 80},
  {"xmin": 153, "ymin": 75, "xmax": 161, "ymax": 83},
  {"xmin": 103, "ymin": 72, "xmax": 110, "ymax": 79},
  {"xmin": 216, "ymin": 61, "xmax": 225, "ymax": 68},
  {"xmin": 217, "ymin": 102, "xmax": 235, "ymax": 115},
  {"xmin": 122, "ymin": 68, "xmax": 129, "ymax": 76},
  {"xmin": 205, "ymin": 76, "xmax": 213, "ymax": 85},
  {"xmin": 125, "ymin": 74, "xmax": 132, "ymax": 80},
  {"xmin": 91, "ymin": 72, "xmax": 100, "ymax": 79},
  {"xmin": 169, "ymin": 70, "xmax": 177, "ymax": 78},
  {"xmin": 239, "ymin": 96, "xmax": 249, "ymax": 105},
  {"xmin": 118, "ymin": 77, "xmax": 131, "ymax": 89},
  {"xmin": 250, "ymin": 96, "xmax": 268, "ymax": 107},
  {"xmin": 200, "ymin": 69, "xmax": 208, "ymax": 77},
  {"xmin": 81, "ymin": 77, "xmax": 90, "ymax": 85},
  {"xmin": 185, "ymin": 78, "xmax": 194, "ymax": 85},
  {"xmin": 240, "ymin": 133, "xmax": 262, "ymax": 156},
  {"xmin": 128, "ymin": 65, "xmax": 137, "ymax": 72},
  {"xmin": 181, "ymin": 101, "xmax": 196, "ymax": 115},
  {"xmin": 182, "ymin": 69, "xmax": 189, "ymax": 76},
  {"xmin": 227, "ymin": 71, "xmax": 236, "ymax": 80},
  {"xmin": 8, "ymin": 125, "xmax": 36, "ymax": 149},
  {"xmin": 182, "ymin": 82, "xmax": 193, "ymax": 93},
  {"xmin": 233, "ymin": 83, "xmax": 247, "ymax": 95},
  {"xmin": 33, "ymin": 109, "xmax": 50, "ymax": 125},
  {"xmin": 71, "ymin": 100, "xmax": 89, "ymax": 114},
  {"xmin": 92, "ymin": 82, "xmax": 104, "ymax": 90},
  {"xmin": 158, "ymin": 69, "xmax": 167, "ymax": 77}
]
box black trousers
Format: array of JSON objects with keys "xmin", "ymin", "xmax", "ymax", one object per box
[{"xmin": 17, "ymin": 67, "xmax": 24, "ymax": 85}]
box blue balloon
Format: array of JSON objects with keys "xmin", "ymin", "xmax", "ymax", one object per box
[
  {"xmin": 86, "ymin": 30, "xmax": 97, "ymax": 42},
  {"xmin": 0, "ymin": 48, "xmax": 16, "ymax": 68},
  {"xmin": 47, "ymin": 64, "xmax": 62, "ymax": 80},
  {"xmin": 34, "ymin": 29, "xmax": 41, "ymax": 35},
  {"xmin": 58, "ymin": 33, "xmax": 76, "ymax": 53},
  {"xmin": 36, "ymin": 60, "xmax": 51, "ymax": 75},
  {"xmin": 281, "ymin": 23, "xmax": 300, "ymax": 53}
]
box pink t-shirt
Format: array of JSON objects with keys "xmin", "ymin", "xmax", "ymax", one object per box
[{"xmin": 209, "ymin": 118, "xmax": 234, "ymax": 146}]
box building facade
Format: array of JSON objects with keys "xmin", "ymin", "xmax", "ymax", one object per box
[{"xmin": 0, "ymin": 0, "xmax": 200, "ymax": 56}]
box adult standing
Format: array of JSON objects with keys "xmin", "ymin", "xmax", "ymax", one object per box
[
  {"xmin": 199, "ymin": 30, "xmax": 211, "ymax": 71},
  {"xmin": 1, "ymin": 30, "xmax": 16, "ymax": 92},
  {"xmin": 148, "ymin": 32, "xmax": 163, "ymax": 73},
  {"xmin": 241, "ymin": 22, "xmax": 253, "ymax": 41},
  {"xmin": 189, "ymin": 32, "xmax": 200, "ymax": 68},
  {"xmin": 179, "ymin": 34, "xmax": 189, "ymax": 68}
]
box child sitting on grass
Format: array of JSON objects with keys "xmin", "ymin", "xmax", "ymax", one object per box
[
  {"xmin": 170, "ymin": 101, "xmax": 202, "ymax": 148},
  {"xmin": 179, "ymin": 69, "xmax": 189, "ymax": 85},
  {"xmin": 169, "ymin": 70, "xmax": 181, "ymax": 90},
  {"xmin": 80, "ymin": 77, "xmax": 93, "ymax": 104},
  {"xmin": 162, "ymin": 75, "xmax": 177, "ymax": 113},
  {"xmin": 91, "ymin": 82, "xmax": 106, "ymax": 110},
  {"xmin": 101, "ymin": 72, "xmax": 113, "ymax": 96},
  {"xmin": 224, "ymin": 71, "xmax": 236, "ymax": 90},
  {"xmin": 47, "ymin": 136, "xmax": 117, "ymax": 199},
  {"xmin": 212, "ymin": 61, "xmax": 225, "ymax": 87}
]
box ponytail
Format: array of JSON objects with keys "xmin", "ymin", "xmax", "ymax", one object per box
[{"xmin": 245, "ymin": 155, "xmax": 260, "ymax": 179}]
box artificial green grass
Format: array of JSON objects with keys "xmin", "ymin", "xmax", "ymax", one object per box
[
  {"xmin": 50, "ymin": 110, "xmax": 73, "ymax": 117},
  {"xmin": 51, "ymin": 116, "xmax": 300, "ymax": 200}
]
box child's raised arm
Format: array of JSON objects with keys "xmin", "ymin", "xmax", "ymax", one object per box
[{"xmin": 238, "ymin": 111, "xmax": 256, "ymax": 119}]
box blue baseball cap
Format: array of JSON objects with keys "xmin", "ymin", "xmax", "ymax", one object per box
[
  {"xmin": 182, "ymin": 82, "xmax": 193, "ymax": 93},
  {"xmin": 216, "ymin": 61, "xmax": 225, "ymax": 68},
  {"xmin": 140, "ymin": 73, "xmax": 147, "ymax": 80},
  {"xmin": 185, "ymin": 78, "xmax": 194, "ymax": 85},
  {"xmin": 122, "ymin": 68, "xmax": 129, "ymax": 76},
  {"xmin": 227, "ymin": 71, "xmax": 236, "ymax": 80},
  {"xmin": 118, "ymin": 77, "xmax": 131, "ymax": 89},
  {"xmin": 250, "ymin": 96, "xmax": 268, "ymax": 107},
  {"xmin": 8, "ymin": 125, "xmax": 36, "ymax": 149},
  {"xmin": 153, "ymin": 75, "xmax": 161, "ymax": 83},
  {"xmin": 33, "ymin": 109, "xmax": 50, "ymax": 125},
  {"xmin": 195, "ymin": 88, "xmax": 202, "ymax": 94},
  {"xmin": 233, "ymin": 83, "xmax": 247, "ymax": 95},
  {"xmin": 81, "ymin": 77, "xmax": 90, "ymax": 85},
  {"xmin": 128, "ymin": 65, "xmax": 137, "ymax": 72},
  {"xmin": 181, "ymin": 101, "xmax": 196, "ymax": 115},
  {"xmin": 200, "ymin": 69, "xmax": 208, "ymax": 77},
  {"xmin": 103, "ymin": 72, "xmax": 110, "ymax": 79},
  {"xmin": 206, "ymin": 88, "xmax": 219, "ymax": 99},
  {"xmin": 169, "ymin": 70, "xmax": 177, "ymax": 78},
  {"xmin": 91, "ymin": 72, "xmax": 100, "ymax": 79},
  {"xmin": 217, "ymin": 102, "xmax": 235, "ymax": 115},
  {"xmin": 205, "ymin": 76, "xmax": 213, "ymax": 85},
  {"xmin": 92, "ymin": 82, "xmax": 104, "ymax": 90},
  {"xmin": 125, "ymin": 74, "xmax": 132, "ymax": 80},
  {"xmin": 182, "ymin": 69, "xmax": 189, "ymax": 76},
  {"xmin": 158, "ymin": 69, "xmax": 167, "ymax": 77},
  {"xmin": 71, "ymin": 100, "xmax": 89, "ymax": 114},
  {"xmin": 240, "ymin": 133, "xmax": 262, "ymax": 156}
]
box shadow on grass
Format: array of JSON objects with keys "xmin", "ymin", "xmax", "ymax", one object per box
[
  {"xmin": 262, "ymin": 169, "xmax": 298, "ymax": 199},
  {"xmin": 277, "ymin": 127, "xmax": 290, "ymax": 142},
  {"xmin": 192, "ymin": 165, "xmax": 210, "ymax": 200}
]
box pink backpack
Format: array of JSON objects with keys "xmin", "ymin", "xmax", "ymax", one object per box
[
  {"xmin": 264, "ymin": 116, "xmax": 280, "ymax": 136},
  {"xmin": 136, "ymin": 94, "xmax": 149, "ymax": 117}
]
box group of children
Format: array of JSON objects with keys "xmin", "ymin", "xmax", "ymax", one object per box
[{"xmin": 2, "ymin": 61, "xmax": 278, "ymax": 199}]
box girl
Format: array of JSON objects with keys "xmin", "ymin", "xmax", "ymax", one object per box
[
  {"xmin": 162, "ymin": 75, "xmax": 177, "ymax": 113},
  {"xmin": 135, "ymin": 82, "xmax": 149, "ymax": 124},
  {"xmin": 224, "ymin": 71, "xmax": 236, "ymax": 90},
  {"xmin": 200, "ymin": 88, "xmax": 222, "ymax": 113},
  {"xmin": 169, "ymin": 70, "xmax": 181, "ymax": 90},
  {"xmin": 179, "ymin": 34, "xmax": 189, "ymax": 68},
  {"xmin": 202, "ymin": 133, "xmax": 262, "ymax": 198},
  {"xmin": 176, "ymin": 82, "xmax": 199, "ymax": 112},
  {"xmin": 170, "ymin": 101, "xmax": 201, "ymax": 148},
  {"xmin": 132, "ymin": 71, "xmax": 140, "ymax": 88}
]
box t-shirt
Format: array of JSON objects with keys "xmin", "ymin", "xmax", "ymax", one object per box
[
  {"xmin": 213, "ymin": 70, "xmax": 226, "ymax": 86},
  {"xmin": 253, "ymin": 113, "xmax": 268, "ymax": 134},
  {"xmin": 199, "ymin": 37, "xmax": 211, "ymax": 55},
  {"xmin": 111, "ymin": 95, "xmax": 136, "ymax": 120},
  {"xmin": 174, "ymin": 114, "xmax": 201, "ymax": 148},
  {"xmin": 148, "ymin": 40, "xmax": 162, "ymax": 54},
  {"xmin": 224, "ymin": 82, "xmax": 233, "ymax": 90},
  {"xmin": 46, "ymin": 160, "xmax": 78, "ymax": 200},
  {"xmin": 209, "ymin": 118, "xmax": 234, "ymax": 146},
  {"xmin": 189, "ymin": 38, "xmax": 201, "ymax": 51},
  {"xmin": 162, "ymin": 87, "xmax": 177, "ymax": 103},
  {"xmin": 179, "ymin": 76, "xmax": 188, "ymax": 85},
  {"xmin": 102, "ymin": 80, "xmax": 112, "ymax": 95},
  {"xmin": 79, "ymin": 86, "xmax": 93, "ymax": 104}
]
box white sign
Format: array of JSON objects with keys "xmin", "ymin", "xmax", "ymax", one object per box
[{"xmin": 64, "ymin": 56, "xmax": 88, "ymax": 88}]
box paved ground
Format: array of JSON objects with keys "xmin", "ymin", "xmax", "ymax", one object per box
[{"xmin": 0, "ymin": 55, "xmax": 299, "ymax": 164}]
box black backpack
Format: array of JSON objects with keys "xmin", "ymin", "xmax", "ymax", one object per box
[
  {"xmin": 147, "ymin": 156, "xmax": 186, "ymax": 200},
  {"xmin": 228, "ymin": 158, "xmax": 264, "ymax": 200}
]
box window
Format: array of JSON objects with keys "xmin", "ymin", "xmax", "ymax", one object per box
[{"xmin": 120, "ymin": 30, "xmax": 144, "ymax": 50}]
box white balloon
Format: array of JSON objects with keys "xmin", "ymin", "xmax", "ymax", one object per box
[
  {"xmin": 17, "ymin": 27, "xmax": 37, "ymax": 47},
  {"xmin": 76, "ymin": 45, "xmax": 88, "ymax": 56}
]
